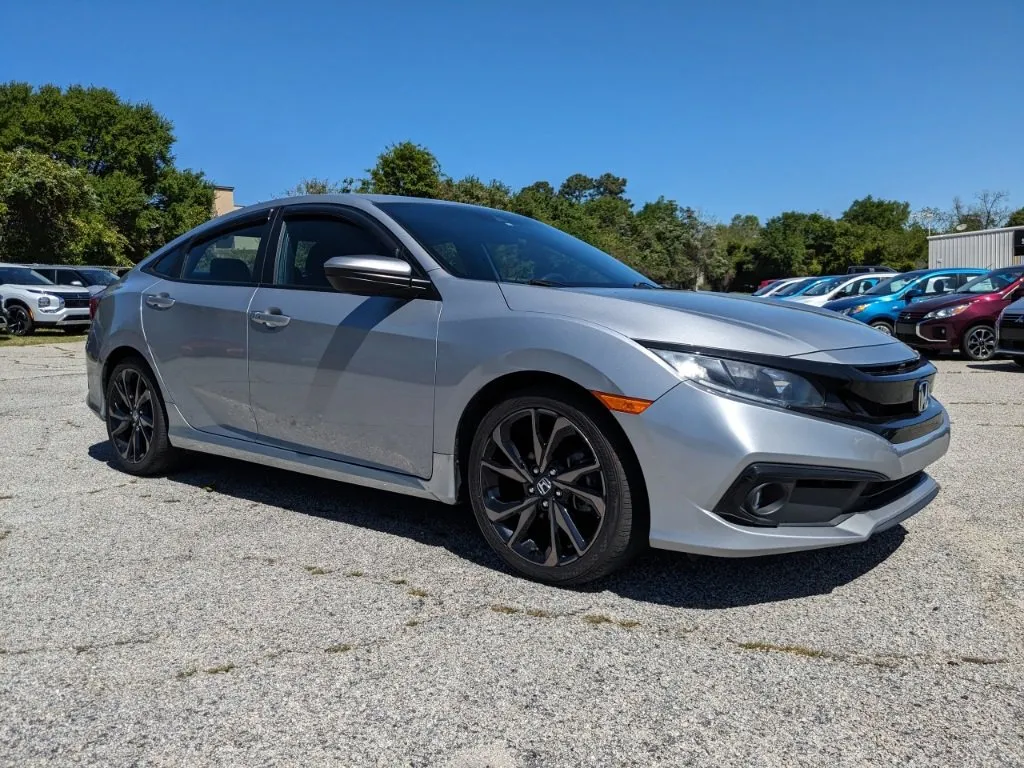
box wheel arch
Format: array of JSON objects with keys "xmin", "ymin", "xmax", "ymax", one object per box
[
  {"xmin": 102, "ymin": 345, "xmax": 161, "ymax": 398},
  {"xmin": 452, "ymin": 371, "xmax": 649, "ymax": 516}
]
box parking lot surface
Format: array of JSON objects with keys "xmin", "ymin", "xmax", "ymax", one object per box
[{"xmin": 1, "ymin": 343, "xmax": 1022, "ymax": 767}]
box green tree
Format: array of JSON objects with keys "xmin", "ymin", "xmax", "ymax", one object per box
[
  {"xmin": 284, "ymin": 177, "xmax": 363, "ymax": 196},
  {"xmin": 366, "ymin": 141, "xmax": 442, "ymax": 198},
  {"xmin": 0, "ymin": 148, "xmax": 125, "ymax": 264},
  {"xmin": 0, "ymin": 82, "xmax": 212, "ymax": 262},
  {"xmin": 1007, "ymin": 207, "xmax": 1024, "ymax": 227}
]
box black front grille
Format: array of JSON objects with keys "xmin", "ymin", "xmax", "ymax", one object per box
[
  {"xmin": 64, "ymin": 298, "xmax": 90, "ymax": 309},
  {"xmin": 899, "ymin": 310, "xmax": 928, "ymax": 322}
]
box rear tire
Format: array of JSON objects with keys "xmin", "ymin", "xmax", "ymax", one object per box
[
  {"xmin": 467, "ymin": 389, "xmax": 646, "ymax": 585},
  {"xmin": 105, "ymin": 358, "xmax": 181, "ymax": 476},
  {"xmin": 961, "ymin": 324, "xmax": 997, "ymax": 361},
  {"xmin": 6, "ymin": 305, "xmax": 33, "ymax": 336}
]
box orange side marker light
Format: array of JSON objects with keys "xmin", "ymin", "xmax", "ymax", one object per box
[{"xmin": 591, "ymin": 391, "xmax": 653, "ymax": 415}]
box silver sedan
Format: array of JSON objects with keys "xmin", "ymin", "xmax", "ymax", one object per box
[{"xmin": 86, "ymin": 195, "xmax": 949, "ymax": 584}]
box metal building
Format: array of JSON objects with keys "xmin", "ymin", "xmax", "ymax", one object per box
[{"xmin": 928, "ymin": 226, "xmax": 1024, "ymax": 270}]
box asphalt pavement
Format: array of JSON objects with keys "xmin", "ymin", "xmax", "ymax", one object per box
[{"xmin": 1, "ymin": 343, "xmax": 1022, "ymax": 767}]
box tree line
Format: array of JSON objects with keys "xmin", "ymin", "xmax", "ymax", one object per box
[
  {"xmin": 1, "ymin": 83, "xmax": 1019, "ymax": 287},
  {"xmin": 287, "ymin": 142, "xmax": 1022, "ymax": 290}
]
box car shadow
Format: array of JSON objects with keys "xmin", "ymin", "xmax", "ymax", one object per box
[
  {"xmin": 88, "ymin": 442, "xmax": 906, "ymax": 609},
  {"xmin": 966, "ymin": 361, "xmax": 1022, "ymax": 372}
]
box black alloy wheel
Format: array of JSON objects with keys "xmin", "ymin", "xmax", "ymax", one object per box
[
  {"xmin": 6, "ymin": 305, "xmax": 32, "ymax": 336},
  {"xmin": 468, "ymin": 392, "xmax": 644, "ymax": 584},
  {"xmin": 105, "ymin": 359, "xmax": 180, "ymax": 475},
  {"xmin": 962, "ymin": 325, "xmax": 996, "ymax": 361}
]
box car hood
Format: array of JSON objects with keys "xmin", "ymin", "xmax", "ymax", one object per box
[
  {"xmin": 500, "ymin": 284, "xmax": 915, "ymax": 363},
  {"xmin": 907, "ymin": 292, "xmax": 995, "ymax": 313},
  {"xmin": 3, "ymin": 283, "xmax": 90, "ymax": 295},
  {"xmin": 822, "ymin": 294, "xmax": 890, "ymax": 311}
]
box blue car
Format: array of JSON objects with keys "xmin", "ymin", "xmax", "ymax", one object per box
[{"xmin": 822, "ymin": 268, "xmax": 988, "ymax": 334}]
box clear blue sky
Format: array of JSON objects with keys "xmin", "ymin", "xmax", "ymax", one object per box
[{"xmin": 2, "ymin": 0, "xmax": 1021, "ymax": 221}]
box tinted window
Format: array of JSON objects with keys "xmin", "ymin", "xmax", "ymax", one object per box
[
  {"xmin": 78, "ymin": 268, "xmax": 118, "ymax": 286},
  {"xmin": 274, "ymin": 216, "xmax": 391, "ymax": 288},
  {"xmin": 920, "ymin": 273, "xmax": 957, "ymax": 296},
  {"xmin": 957, "ymin": 268, "xmax": 1024, "ymax": 295},
  {"xmin": 34, "ymin": 268, "xmax": 57, "ymax": 282},
  {"xmin": 0, "ymin": 267, "xmax": 53, "ymax": 286},
  {"xmin": 54, "ymin": 269, "xmax": 84, "ymax": 286},
  {"xmin": 773, "ymin": 277, "xmax": 817, "ymax": 297},
  {"xmin": 802, "ymin": 277, "xmax": 844, "ymax": 297},
  {"xmin": 378, "ymin": 202, "xmax": 654, "ymax": 288},
  {"xmin": 182, "ymin": 222, "xmax": 265, "ymax": 284},
  {"xmin": 149, "ymin": 247, "xmax": 185, "ymax": 278},
  {"xmin": 866, "ymin": 272, "xmax": 922, "ymax": 295}
]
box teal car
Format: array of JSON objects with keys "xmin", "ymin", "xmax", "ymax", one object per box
[{"xmin": 821, "ymin": 268, "xmax": 988, "ymax": 334}]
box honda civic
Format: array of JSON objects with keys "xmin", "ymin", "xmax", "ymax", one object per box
[{"xmin": 86, "ymin": 195, "xmax": 949, "ymax": 584}]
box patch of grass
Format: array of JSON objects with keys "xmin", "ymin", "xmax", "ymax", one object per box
[
  {"xmin": 0, "ymin": 331, "xmax": 84, "ymax": 348},
  {"xmin": 405, "ymin": 619, "xmax": 421, "ymax": 627},
  {"xmin": 490, "ymin": 604, "xmax": 520, "ymax": 615},
  {"xmin": 525, "ymin": 608, "xmax": 553, "ymax": 618},
  {"xmin": 204, "ymin": 663, "xmax": 235, "ymax": 674},
  {"xmin": 345, "ymin": 570, "xmax": 364, "ymax": 577},
  {"xmin": 583, "ymin": 614, "xmax": 613, "ymax": 626},
  {"xmin": 617, "ymin": 619, "xmax": 641, "ymax": 629},
  {"xmin": 176, "ymin": 667, "xmax": 198, "ymax": 680},
  {"xmin": 304, "ymin": 565, "xmax": 333, "ymax": 576},
  {"xmin": 736, "ymin": 640, "xmax": 827, "ymax": 659},
  {"xmin": 0, "ymin": 494, "xmax": 15, "ymax": 501},
  {"xmin": 407, "ymin": 587, "xmax": 428, "ymax": 598},
  {"xmin": 325, "ymin": 643, "xmax": 353, "ymax": 654},
  {"xmin": 0, "ymin": 529, "xmax": 10, "ymax": 542},
  {"xmin": 389, "ymin": 578, "xmax": 408, "ymax": 585},
  {"xmin": 960, "ymin": 655, "xmax": 1006, "ymax": 665}
]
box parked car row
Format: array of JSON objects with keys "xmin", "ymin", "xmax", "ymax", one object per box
[{"xmin": 0, "ymin": 264, "xmax": 118, "ymax": 336}]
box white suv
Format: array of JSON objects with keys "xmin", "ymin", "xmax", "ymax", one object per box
[{"xmin": 0, "ymin": 265, "xmax": 92, "ymax": 336}]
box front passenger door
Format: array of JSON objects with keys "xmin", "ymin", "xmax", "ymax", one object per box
[{"xmin": 247, "ymin": 207, "xmax": 441, "ymax": 478}]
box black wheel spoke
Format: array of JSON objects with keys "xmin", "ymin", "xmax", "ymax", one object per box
[
  {"xmin": 538, "ymin": 417, "xmax": 574, "ymax": 472},
  {"xmin": 553, "ymin": 502, "xmax": 587, "ymax": 556},
  {"xmin": 482, "ymin": 494, "xmax": 536, "ymax": 523},
  {"xmin": 544, "ymin": 509, "xmax": 560, "ymax": 566},
  {"xmin": 110, "ymin": 415, "xmax": 131, "ymax": 437},
  {"xmin": 491, "ymin": 423, "xmax": 533, "ymax": 482},
  {"xmin": 481, "ymin": 460, "xmax": 527, "ymax": 483},
  {"xmin": 507, "ymin": 503, "xmax": 539, "ymax": 548},
  {"xmin": 528, "ymin": 409, "xmax": 544, "ymax": 467},
  {"xmin": 553, "ymin": 480, "xmax": 606, "ymax": 518},
  {"xmin": 556, "ymin": 462, "xmax": 600, "ymax": 484}
]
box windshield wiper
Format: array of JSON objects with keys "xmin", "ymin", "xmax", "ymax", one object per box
[{"xmin": 527, "ymin": 278, "xmax": 565, "ymax": 287}]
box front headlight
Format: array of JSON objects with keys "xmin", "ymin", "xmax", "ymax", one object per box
[
  {"xmin": 649, "ymin": 349, "xmax": 826, "ymax": 409},
  {"xmin": 37, "ymin": 295, "xmax": 63, "ymax": 310},
  {"xmin": 924, "ymin": 304, "xmax": 969, "ymax": 320},
  {"xmin": 848, "ymin": 304, "xmax": 871, "ymax": 315}
]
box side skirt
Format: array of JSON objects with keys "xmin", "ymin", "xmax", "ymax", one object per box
[{"xmin": 166, "ymin": 407, "xmax": 458, "ymax": 505}]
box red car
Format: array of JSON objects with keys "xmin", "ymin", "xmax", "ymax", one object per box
[{"xmin": 895, "ymin": 266, "xmax": 1024, "ymax": 361}]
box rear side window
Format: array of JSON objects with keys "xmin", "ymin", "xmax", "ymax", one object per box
[
  {"xmin": 181, "ymin": 222, "xmax": 266, "ymax": 285},
  {"xmin": 149, "ymin": 247, "xmax": 186, "ymax": 278}
]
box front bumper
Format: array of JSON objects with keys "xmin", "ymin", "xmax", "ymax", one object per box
[
  {"xmin": 996, "ymin": 319, "xmax": 1024, "ymax": 357},
  {"xmin": 895, "ymin": 318, "xmax": 958, "ymax": 352},
  {"xmin": 616, "ymin": 380, "xmax": 949, "ymax": 557},
  {"xmin": 32, "ymin": 307, "xmax": 91, "ymax": 327}
]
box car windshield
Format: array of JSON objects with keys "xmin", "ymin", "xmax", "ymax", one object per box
[
  {"xmin": 866, "ymin": 272, "xmax": 922, "ymax": 296},
  {"xmin": 956, "ymin": 269, "xmax": 1024, "ymax": 295},
  {"xmin": 376, "ymin": 202, "xmax": 657, "ymax": 288},
  {"xmin": 0, "ymin": 267, "xmax": 53, "ymax": 286},
  {"xmin": 802, "ymin": 277, "xmax": 845, "ymax": 296},
  {"xmin": 772, "ymin": 277, "xmax": 817, "ymax": 297},
  {"xmin": 78, "ymin": 268, "xmax": 118, "ymax": 286}
]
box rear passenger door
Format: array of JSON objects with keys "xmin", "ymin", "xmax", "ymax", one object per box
[
  {"xmin": 247, "ymin": 205, "xmax": 441, "ymax": 478},
  {"xmin": 141, "ymin": 215, "xmax": 270, "ymax": 438}
]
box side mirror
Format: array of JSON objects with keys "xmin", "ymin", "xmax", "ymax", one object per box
[
  {"xmin": 71, "ymin": 280, "xmax": 84, "ymax": 287},
  {"xmin": 323, "ymin": 255, "xmax": 431, "ymax": 299},
  {"xmin": 904, "ymin": 289, "xmax": 922, "ymax": 303}
]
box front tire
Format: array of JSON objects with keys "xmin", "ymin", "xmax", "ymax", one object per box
[
  {"xmin": 105, "ymin": 359, "xmax": 180, "ymax": 476},
  {"xmin": 467, "ymin": 391, "xmax": 645, "ymax": 585},
  {"xmin": 6, "ymin": 305, "xmax": 33, "ymax": 336},
  {"xmin": 961, "ymin": 324, "xmax": 997, "ymax": 361},
  {"xmin": 869, "ymin": 320, "xmax": 893, "ymax": 335}
]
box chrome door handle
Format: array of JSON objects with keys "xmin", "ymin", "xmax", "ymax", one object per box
[
  {"xmin": 145, "ymin": 292, "xmax": 175, "ymax": 310},
  {"xmin": 250, "ymin": 309, "xmax": 291, "ymax": 328}
]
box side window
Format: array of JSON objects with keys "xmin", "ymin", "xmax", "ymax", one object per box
[
  {"xmin": 182, "ymin": 222, "xmax": 265, "ymax": 285},
  {"xmin": 955, "ymin": 273, "xmax": 976, "ymax": 288},
  {"xmin": 149, "ymin": 247, "xmax": 185, "ymax": 278},
  {"xmin": 58, "ymin": 269, "xmax": 83, "ymax": 286},
  {"xmin": 35, "ymin": 268, "xmax": 56, "ymax": 282},
  {"xmin": 273, "ymin": 216, "xmax": 391, "ymax": 289},
  {"xmin": 922, "ymin": 274, "xmax": 955, "ymax": 296}
]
